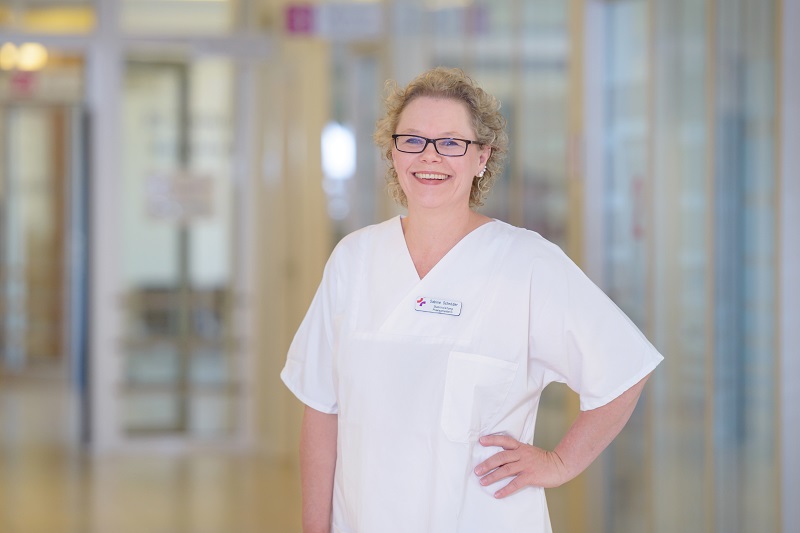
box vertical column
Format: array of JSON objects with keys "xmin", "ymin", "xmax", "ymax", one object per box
[
  {"xmin": 779, "ymin": 0, "xmax": 800, "ymax": 529},
  {"xmin": 582, "ymin": 0, "xmax": 606, "ymax": 287},
  {"xmin": 69, "ymin": 104, "xmax": 91, "ymax": 441},
  {"xmin": 566, "ymin": 0, "xmax": 585, "ymax": 266},
  {"xmin": 254, "ymin": 54, "xmax": 293, "ymax": 456},
  {"xmin": 234, "ymin": 57, "xmax": 259, "ymax": 449},
  {"xmin": 705, "ymin": 1, "xmax": 717, "ymax": 531},
  {"xmin": 254, "ymin": 9, "xmax": 332, "ymax": 457},
  {"xmin": 561, "ymin": 4, "xmax": 588, "ymax": 532},
  {"xmin": 88, "ymin": 0, "xmax": 123, "ymax": 452}
]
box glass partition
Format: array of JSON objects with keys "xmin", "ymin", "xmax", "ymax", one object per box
[
  {"xmin": 1, "ymin": 105, "xmax": 67, "ymax": 370},
  {"xmin": 0, "ymin": 51, "xmax": 86, "ymax": 374},
  {"xmin": 325, "ymin": 44, "xmax": 383, "ymax": 240},
  {"xmin": 602, "ymin": 1, "xmax": 649, "ymax": 326},
  {"xmin": 598, "ymin": 0, "xmax": 780, "ymax": 531},
  {"xmin": 121, "ymin": 56, "xmax": 240, "ymax": 437},
  {"xmin": 431, "ymin": 0, "xmax": 518, "ymax": 224},
  {"xmin": 383, "ymin": 1, "xmax": 571, "ymax": 241},
  {"xmin": 712, "ymin": 0, "xmax": 777, "ymax": 530},
  {"xmin": 599, "ymin": 3, "xmax": 651, "ymax": 531},
  {"xmin": 650, "ymin": 1, "xmax": 711, "ymax": 530}
]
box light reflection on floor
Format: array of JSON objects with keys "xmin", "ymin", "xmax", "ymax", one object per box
[{"xmin": 0, "ymin": 375, "xmax": 302, "ymax": 533}]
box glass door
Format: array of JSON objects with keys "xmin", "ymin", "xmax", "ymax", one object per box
[
  {"xmin": 0, "ymin": 103, "xmax": 88, "ymax": 379},
  {"xmin": 118, "ymin": 56, "xmax": 243, "ymax": 440},
  {"xmin": 587, "ymin": 0, "xmax": 780, "ymax": 531}
]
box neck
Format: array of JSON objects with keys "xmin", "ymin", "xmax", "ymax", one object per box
[
  {"xmin": 403, "ymin": 206, "xmax": 468, "ymax": 241},
  {"xmin": 400, "ymin": 205, "xmax": 492, "ymax": 279},
  {"xmin": 401, "ymin": 205, "xmax": 489, "ymax": 252}
]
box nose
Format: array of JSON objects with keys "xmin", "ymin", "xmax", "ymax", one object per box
[{"xmin": 420, "ymin": 140, "xmax": 441, "ymax": 161}]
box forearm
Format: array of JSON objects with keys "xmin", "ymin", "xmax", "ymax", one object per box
[
  {"xmin": 553, "ymin": 372, "xmax": 652, "ymax": 483},
  {"xmin": 300, "ymin": 406, "xmax": 338, "ymax": 533}
]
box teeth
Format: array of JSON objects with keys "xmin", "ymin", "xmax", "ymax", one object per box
[{"xmin": 416, "ymin": 173, "xmax": 449, "ymax": 180}]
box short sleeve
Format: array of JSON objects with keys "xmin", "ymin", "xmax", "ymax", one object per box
[
  {"xmin": 528, "ymin": 245, "xmax": 663, "ymax": 411},
  {"xmin": 280, "ymin": 250, "xmax": 343, "ymax": 415}
]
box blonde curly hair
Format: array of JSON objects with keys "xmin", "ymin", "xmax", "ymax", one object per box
[{"xmin": 374, "ymin": 67, "xmax": 508, "ymax": 208}]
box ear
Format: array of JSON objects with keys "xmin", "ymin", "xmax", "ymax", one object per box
[{"xmin": 478, "ymin": 146, "xmax": 492, "ymax": 170}]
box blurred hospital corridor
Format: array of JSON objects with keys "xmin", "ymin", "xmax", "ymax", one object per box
[
  {"xmin": 1, "ymin": 0, "xmax": 798, "ymax": 531},
  {"xmin": 0, "ymin": 371, "xmax": 302, "ymax": 533}
]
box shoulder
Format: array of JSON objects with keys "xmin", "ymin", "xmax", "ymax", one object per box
[
  {"xmin": 488, "ymin": 219, "xmax": 572, "ymax": 268},
  {"xmin": 328, "ymin": 216, "xmax": 399, "ymax": 267}
]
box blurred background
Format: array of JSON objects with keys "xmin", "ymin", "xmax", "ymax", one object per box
[{"xmin": 0, "ymin": 0, "xmax": 797, "ymax": 532}]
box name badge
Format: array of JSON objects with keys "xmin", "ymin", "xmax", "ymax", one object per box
[{"xmin": 414, "ymin": 297, "xmax": 462, "ymax": 316}]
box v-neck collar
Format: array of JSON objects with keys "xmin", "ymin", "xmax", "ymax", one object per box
[{"xmin": 395, "ymin": 215, "xmax": 497, "ymax": 281}]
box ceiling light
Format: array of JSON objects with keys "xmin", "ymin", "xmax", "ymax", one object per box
[
  {"xmin": 0, "ymin": 43, "xmax": 18, "ymax": 71},
  {"xmin": 17, "ymin": 43, "xmax": 48, "ymax": 71}
]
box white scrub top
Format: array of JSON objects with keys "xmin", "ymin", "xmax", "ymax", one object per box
[{"xmin": 281, "ymin": 216, "xmax": 663, "ymax": 533}]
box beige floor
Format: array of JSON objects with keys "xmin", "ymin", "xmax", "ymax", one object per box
[{"xmin": 0, "ymin": 375, "xmax": 302, "ymax": 533}]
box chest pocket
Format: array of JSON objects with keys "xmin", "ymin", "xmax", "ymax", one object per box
[{"xmin": 440, "ymin": 351, "xmax": 518, "ymax": 443}]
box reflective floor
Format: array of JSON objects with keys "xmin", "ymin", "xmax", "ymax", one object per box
[{"xmin": 0, "ymin": 374, "xmax": 302, "ymax": 533}]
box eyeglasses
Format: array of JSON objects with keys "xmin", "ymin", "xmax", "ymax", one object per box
[{"xmin": 392, "ymin": 134, "xmax": 476, "ymax": 157}]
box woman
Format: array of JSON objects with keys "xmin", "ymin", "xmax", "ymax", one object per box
[{"xmin": 281, "ymin": 67, "xmax": 663, "ymax": 533}]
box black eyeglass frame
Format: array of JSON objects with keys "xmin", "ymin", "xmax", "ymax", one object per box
[{"xmin": 391, "ymin": 134, "xmax": 478, "ymax": 157}]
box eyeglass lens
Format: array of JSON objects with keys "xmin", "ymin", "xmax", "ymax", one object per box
[{"xmin": 394, "ymin": 135, "xmax": 469, "ymax": 156}]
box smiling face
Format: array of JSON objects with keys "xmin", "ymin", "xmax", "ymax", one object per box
[{"xmin": 391, "ymin": 96, "xmax": 491, "ymax": 213}]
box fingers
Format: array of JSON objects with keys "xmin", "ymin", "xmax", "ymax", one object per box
[
  {"xmin": 479, "ymin": 434, "xmax": 521, "ymax": 450},
  {"xmin": 474, "ymin": 436, "xmax": 551, "ymax": 498},
  {"xmin": 473, "ymin": 434, "xmax": 522, "ymax": 477},
  {"xmin": 478, "ymin": 462, "xmax": 521, "ymax": 486},
  {"xmin": 493, "ymin": 476, "xmax": 525, "ymax": 498},
  {"xmin": 474, "ymin": 449, "xmax": 518, "ymax": 476}
]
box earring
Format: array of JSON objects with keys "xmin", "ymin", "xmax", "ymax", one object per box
[{"xmin": 477, "ymin": 166, "xmax": 487, "ymax": 178}]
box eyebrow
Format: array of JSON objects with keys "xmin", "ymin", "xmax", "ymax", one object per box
[{"xmin": 398, "ymin": 129, "xmax": 469, "ymax": 138}]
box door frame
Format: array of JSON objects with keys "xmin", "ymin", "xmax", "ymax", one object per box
[{"xmin": 89, "ymin": 44, "xmax": 270, "ymax": 452}]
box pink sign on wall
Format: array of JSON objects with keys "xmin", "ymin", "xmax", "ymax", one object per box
[
  {"xmin": 285, "ymin": 3, "xmax": 384, "ymax": 41},
  {"xmin": 286, "ymin": 4, "xmax": 315, "ymax": 34}
]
